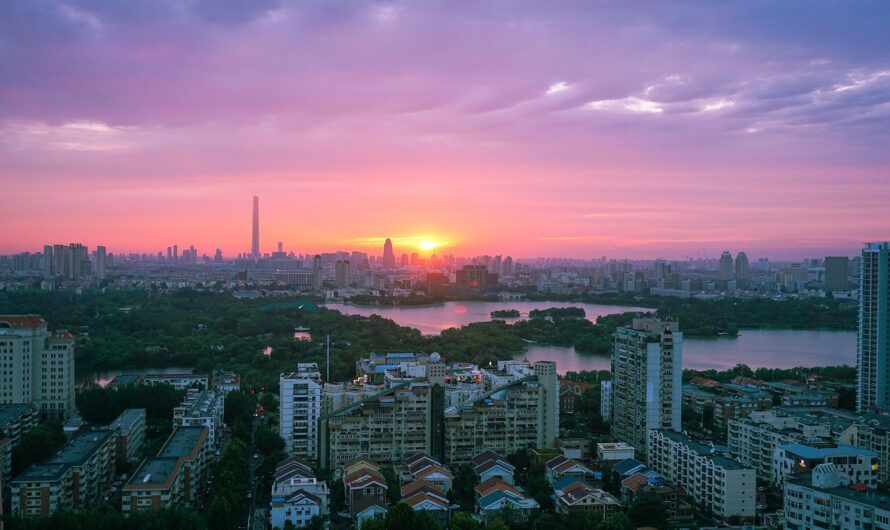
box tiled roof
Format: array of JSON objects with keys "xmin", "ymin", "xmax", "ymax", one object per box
[{"xmin": 0, "ymin": 315, "xmax": 46, "ymax": 329}]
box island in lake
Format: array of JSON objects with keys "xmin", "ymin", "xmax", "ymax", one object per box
[{"xmin": 491, "ymin": 309, "xmax": 521, "ymax": 318}]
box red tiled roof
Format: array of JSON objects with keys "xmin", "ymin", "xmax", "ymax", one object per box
[
  {"xmin": 475, "ymin": 477, "xmax": 519, "ymax": 498},
  {"xmin": 0, "ymin": 315, "xmax": 46, "ymax": 329}
]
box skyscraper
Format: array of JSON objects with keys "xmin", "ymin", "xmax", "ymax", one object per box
[
  {"xmin": 735, "ymin": 251, "xmax": 749, "ymax": 285},
  {"xmin": 824, "ymin": 256, "xmax": 850, "ymax": 293},
  {"xmin": 95, "ymin": 246, "xmax": 107, "ymax": 280},
  {"xmin": 251, "ymin": 195, "xmax": 260, "ymax": 258},
  {"xmin": 611, "ymin": 318, "xmax": 682, "ymax": 462},
  {"xmin": 857, "ymin": 242, "xmax": 890, "ymax": 412},
  {"xmin": 718, "ymin": 251, "xmax": 734, "ymax": 281},
  {"xmin": 382, "ymin": 238, "xmax": 395, "ymax": 269}
]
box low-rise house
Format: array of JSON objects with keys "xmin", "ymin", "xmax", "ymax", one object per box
[
  {"xmin": 213, "ymin": 371, "xmax": 241, "ymax": 393},
  {"xmin": 402, "ymin": 453, "xmax": 453, "ymax": 493},
  {"xmin": 10, "ymin": 430, "xmax": 116, "ymax": 517},
  {"xmin": 553, "ymin": 481, "xmax": 621, "ymax": 517},
  {"xmin": 270, "ymin": 490, "xmax": 322, "ymax": 530},
  {"xmin": 559, "ymin": 380, "xmax": 592, "ymax": 415},
  {"xmin": 473, "ymin": 451, "xmax": 515, "ymax": 485},
  {"xmin": 401, "ymin": 480, "xmax": 451, "ymax": 527},
  {"xmin": 272, "ymin": 456, "xmax": 329, "ymax": 513},
  {"xmin": 544, "ymin": 454, "xmax": 596, "ymax": 485},
  {"xmin": 343, "ymin": 459, "xmax": 389, "ymax": 519},
  {"xmin": 596, "ymin": 442, "xmax": 635, "ymax": 463},
  {"xmin": 353, "ymin": 497, "xmax": 388, "ymax": 527},
  {"xmin": 621, "ymin": 473, "xmax": 694, "ymax": 524},
  {"xmin": 476, "ymin": 487, "xmax": 539, "ymax": 524}
]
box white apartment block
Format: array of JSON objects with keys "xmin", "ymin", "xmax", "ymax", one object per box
[
  {"xmin": 280, "ymin": 364, "xmax": 322, "ymax": 459},
  {"xmin": 728, "ymin": 407, "xmax": 857, "ymax": 482},
  {"xmin": 611, "ymin": 318, "xmax": 682, "ymax": 462},
  {"xmin": 173, "ymin": 389, "xmax": 224, "ymax": 449},
  {"xmin": 0, "ymin": 315, "xmax": 76, "ymax": 419},
  {"xmin": 600, "ymin": 380, "xmax": 612, "ymax": 419},
  {"xmin": 772, "ymin": 443, "xmax": 878, "ymax": 488},
  {"xmin": 649, "ymin": 430, "xmax": 756, "ymax": 521},
  {"xmin": 785, "ymin": 464, "xmax": 890, "ymax": 530}
]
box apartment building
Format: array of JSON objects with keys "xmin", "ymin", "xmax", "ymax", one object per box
[
  {"xmin": 102, "ymin": 408, "xmax": 146, "ymax": 463},
  {"xmin": 10, "ymin": 430, "xmax": 116, "ymax": 516},
  {"xmin": 728, "ymin": 407, "xmax": 857, "ymax": 481},
  {"xmin": 0, "ymin": 315, "xmax": 76, "ymax": 419},
  {"xmin": 173, "ymin": 389, "xmax": 224, "ymax": 449},
  {"xmin": 648, "ymin": 430, "xmax": 755, "ymax": 521},
  {"xmin": 785, "ymin": 464, "xmax": 890, "ymax": 530},
  {"xmin": 280, "ymin": 363, "xmax": 322, "ymax": 459},
  {"xmin": 844, "ymin": 413, "xmax": 890, "ymax": 485},
  {"xmin": 772, "ymin": 443, "xmax": 878, "ymax": 488},
  {"xmin": 320, "ymin": 381, "xmax": 436, "ymax": 469},
  {"xmin": 0, "ymin": 403, "xmax": 38, "ymax": 480},
  {"xmin": 611, "ymin": 319, "xmax": 682, "ymax": 462},
  {"xmin": 121, "ymin": 426, "xmax": 210, "ymax": 513},
  {"xmin": 270, "ymin": 457, "xmax": 329, "ymax": 529}
]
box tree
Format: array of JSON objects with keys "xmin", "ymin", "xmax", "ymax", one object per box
[
  {"xmin": 259, "ymin": 392, "xmax": 279, "ymax": 413},
  {"xmin": 597, "ymin": 512, "xmax": 631, "ymax": 530},
  {"xmin": 12, "ymin": 421, "xmax": 66, "ymax": 475},
  {"xmin": 451, "ymin": 512, "xmax": 483, "ymax": 530},
  {"xmin": 207, "ymin": 492, "xmax": 234, "ymax": 530},
  {"xmin": 628, "ymin": 495, "xmax": 668, "ymax": 529},
  {"xmin": 486, "ymin": 518, "xmax": 510, "ymax": 530},
  {"xmin": 255, "ymin": 424, "xmax": 285, "ymax": 455},
  {"xmin": 384, "ymin": 502, "xmax": 418, "ymax": 530},
  {"xmin": 451, "ymin": 465, "xmax": 478, "ymax": 510}
]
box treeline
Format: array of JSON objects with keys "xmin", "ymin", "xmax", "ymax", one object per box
[
  {"xmin": 3, "ymin": 506, "xmax": 205, "ymax": 530},
  {"xmin": 683, "ymin": 363, "xmax": 857, "ymax": 384},
  {"xmin": 206, "ymin": 391, "xmax": 257, "ymax": 530},
  {"xmin": 529, "ymin": 307, "xmax": 586, "ymax": 319},
  {"xmin": 76, "ymin": 383, "xmax": 186, "ymax": 425}
]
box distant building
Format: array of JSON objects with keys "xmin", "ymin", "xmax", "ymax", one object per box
[
  {"xmin": 600, "ymin": 380, "xmax": 612, "ymax": 419},
  {"xmin": 718, "ymin": 251, "xmax": 734, "ymax": 282},
  {"xmin": 824, "ymin": 256, "xmax": 849, "ymax": 293},
  {"xmin": 597, "ymin": 442, "xmax": 635, "ymax": 463},
  {"xmin": 10, "ymin": 430, "xmax": 116, "ymax": 516},
  {"xmin": 772, "ymin": 443, "xmax": 878, "ymax": 488},
  {"xmin": 142, "ymin": 373, "xmax": 208, "ymax": 390},
  {"xmin": 857, "ymin": 242, "xmax": 890, "ymax": 412},
  {"xmin": 735, "ymin": 251, "xmax": 749, "ymax": 285},
  {"xmin": 382, "ymin": 238, "xmax": 396, "ymax": 270},
  {"xmin": 611, "ymin": 318, "xmax": 682, "ymax": 462},
  {"xmin": 0, "ymin": 315, "xmax": 76, "ymax": 419},
  {"xmin": 456, "ymin": 265, "xmax": 496, "ymax": 293}
]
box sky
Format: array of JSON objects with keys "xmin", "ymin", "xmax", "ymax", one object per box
[{"xmin": 1, "ymin": 1, "xmax": 889, "ymax": 260}]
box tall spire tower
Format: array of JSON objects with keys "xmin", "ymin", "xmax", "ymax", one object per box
[{"xmin": 251, "ymin": 195, "xmax": 260, "ymax": 258}]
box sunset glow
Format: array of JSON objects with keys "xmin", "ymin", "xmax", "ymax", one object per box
[{"xmin": 0, "ymin": 2, "xmax": 888, "ymax": 259}]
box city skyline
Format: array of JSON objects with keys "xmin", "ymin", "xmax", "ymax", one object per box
[{"xmin": 1, "ymin": 2, "xmax": 889, "ymax": 258}]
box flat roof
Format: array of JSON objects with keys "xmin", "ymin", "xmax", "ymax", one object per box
[
  {"xmin": 13, "ymin": 430, "xmax": 114, "ymax": 482},
  {"xmin": 108, "ymin": 408, "xmax": 145, "ymax": 433},
  {"xmin": 0, "ymin": 403, "xmax": 36, "ymax": 429},
  {"xmin": 780, "ymin": 443, "xmax": 878, "ymax": 460},
  {"xmin": 655, "ymin": 430, "xmax": 751, "ymax": 470},
  {"xmin": 790, "ymin": 473, "xmax": 890, "ymax": 510},
  {"xmin": 158, "ymin": 427, "xmax": 206, "ymax": 458},
  {"xmin": 126, "ymin": 457, "xmax": 181, "ymax": 488}
]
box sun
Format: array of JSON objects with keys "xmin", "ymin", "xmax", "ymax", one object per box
[{"xmin": 419, "ymin": 240, "xmax": 441, "ymax": 251}]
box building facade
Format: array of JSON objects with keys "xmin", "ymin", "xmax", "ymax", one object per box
[
  {"xmin": 648, "ymin": 430, "xmax": 755, "ymax": 521},
  {"xmin": 611, "ymin": 318, "xmax": 682, "ymax": 462},
  {"xmin": 280, "ymin": 364, "xmax": 322, "ymax": 459},
  {"xmin": 785, "ymin": 464, "xmax": 890, "ymax": 530},
  {"xmin": 0, "ymin": 315, "xmax": 76, "ymax": 419},
  {"xmin": 858, "ymin": 242, "xmax": 890, "ymax": 412}
]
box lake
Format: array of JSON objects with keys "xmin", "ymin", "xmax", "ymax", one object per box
[
  {"xmin": 325, "ymin": 301, "xmax": 857, "ymax": 373},
  {"xmin": 324, "ymin": 300, "xmax": 654, "ymax": 334}
]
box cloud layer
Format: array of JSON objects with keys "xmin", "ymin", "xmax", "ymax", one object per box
[{"xmin": 1, "ymin": 1, "xmax": 889, "ymax": 258}]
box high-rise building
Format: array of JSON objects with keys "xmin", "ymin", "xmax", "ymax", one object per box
[
  {"xmin": 382, "ymin": 238, "xmax": 395, "ymax": 269},
  {"xmin": 280, "ymin": 364, "xmax": 322, "ymax": 460},
  {"xmin": 503, "ymin": 256, "xmax": 513, "ymax": 276},
  {"xmin": 43, "ymin": 245, "xmax": 53, "ymax": 277},
  {"xmin": 611, "ymin": 318, "xmax": 682, "ymax": 462},
  {"xmin": 312, "ymin": 255, "xmax": 323, "ymax": 289},
  {"xmin": 824, "ymin": 256, "xmax": 850, "ymax": 293},
  {"xmin": 734, "ymin": 252, "xmax": 749, "ymax": 285},
  {"xmin": 251, "ymin": 195, "xmax": 260, "ymax": 258},
  {"xmin": 718, "ymin": 251, "xmax": 734, "ymax": 282},
  {"xmin": 0, "ymin": 315, "xmax": 76, "ymax": 419},
  {"xmin": 335, "ymin": 260, "xmax": 350, "ymax": 288},
  {"xmin": 95, "ymin": 246, "xmax": 107, "ymax": 280},
  {"xmin": 857, "ymin": 242, "xmax": 890, "ymax": 412}
]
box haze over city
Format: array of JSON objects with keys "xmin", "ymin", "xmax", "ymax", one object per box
[{"xmin": 2, "ymin": 1, "xmax": 889, "ymax": 259}]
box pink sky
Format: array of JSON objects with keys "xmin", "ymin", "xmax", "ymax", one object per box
[{"xmin": 1, "ymin": 2, "xmax": 889, "ymax": 259}]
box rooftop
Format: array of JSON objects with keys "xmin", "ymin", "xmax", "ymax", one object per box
[
  {"xmin": 0, "ymin": 403, "xmax": 37, "ymax": 430},
  {"xmin": 789, "ymin": 472, "xmax": 890, "ymax": 510},
  {"xmin": 125, "ymin": 457, "xmax": 181, "ymax": 488},
  {"xmin": 0, "ymin": 315, "xmax": 46, "ymax": 329},
  {"xmin": 780, "ymin": 443, "xmax": 878, "ymax": 460},
  {"xmin": 13, "ymin": 430, "xmax": 114, "ymax": 482},
  {"xmin": 158, "ymin": 427, "xmax": 206, "ymax": 459},
  {"xmin": 107, "ymin": 408, "xmax": 145, "ymax": 434},
  {"xmin": 655, "ymin": 430, "xmax": 750, "ymax": 470}
]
